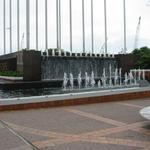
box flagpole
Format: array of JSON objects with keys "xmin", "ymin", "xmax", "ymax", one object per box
[
  {"xmin": 3, "ymin": 0, "xmax": 6, "ymax": 54},
  {"xmin": 36, "ymin": 0, "xmax": 38, "ymax": 51},
  {"xmin": 59, "ymin": 0, "xmax": 61, "ymax": 50},
  {"xmin": 82, "ymin": 0, "xmax": 85, "ymax": 53},
  {"xmin": 123, "ymin": 0, "xmax": 127, "ymax": 54},
  {"xmin": 69, "ymin": 0, "xmax": 72, "ymax": 52},
  {"xmin": 10, "ymin": 0, "xmax": 12, "ymax": 53},
  {"xmin": 104, "ymin": 0, "xmax": 107, "ymax": 54},
  {"xmin": 56, "ymin": 0, "xmax": 59, "ymax": 49},
  {"xmin": 26, "ymin": 0, "xmax": 30, "ymax": 50},
  {"xmin": 45, "ymin": 0, "xmax": 48, "ymax": 50},
  {"xmin": 17, "ymin": 0, "xmax": 20, "ymax": 51},
  {"xmin": 91, "ymin": 0, "xmax": 94, "ymax": 53}
]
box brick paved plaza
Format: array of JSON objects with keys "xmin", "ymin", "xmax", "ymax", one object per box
[{"xmin": 0, "ymin": 98, "xmax": 150, "ymax": 150}]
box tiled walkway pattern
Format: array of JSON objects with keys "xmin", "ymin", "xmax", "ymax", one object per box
[{"xmin": 0, "ymin": 98, "xmax": 150, "ymax": 150}]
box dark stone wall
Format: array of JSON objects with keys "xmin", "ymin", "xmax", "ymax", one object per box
[
  {"xmin": 0, "ymin": 58, "xmax": 17, "ymax": 71},
  {"xmin": 0, "ymin": 52, "xmax": 18, "ymax": 72},
  {"xmin": 115, "ymin": 54, "xmax": 136, "ymax": 74},
  {"xmin": 0, "ymin": 51, "xmax": 41, "ymax": 81},
  {"xmin": 41, "ymin": 57, "xmax": 117, "ymax": 80},
  {"xmin": 22, "ymin": 51, "xmax": 41, "ymax": 81}
]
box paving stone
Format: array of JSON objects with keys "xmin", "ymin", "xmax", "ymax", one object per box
[
  {"xmin": 0, "ymin": 128, "xmax": 26, "ymax": 150},
  {"xmin": 41, "ymin": 142, "xmax": 141, "ymax": 150},
  {"xmin": 106, "ymin": 130, "xmax": 150, "ymax": 142}
]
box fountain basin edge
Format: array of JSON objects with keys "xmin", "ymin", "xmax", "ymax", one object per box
[{"xmin": 0, "ymin": 87, "xmax": 150, "ymax": 111}]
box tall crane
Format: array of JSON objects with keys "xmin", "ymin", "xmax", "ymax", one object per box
[{"xmin": 134, "ymin": 16, "xmax": 141, "ymax": 50}]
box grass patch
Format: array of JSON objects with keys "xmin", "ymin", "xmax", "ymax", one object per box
[{"xmin": 0, "ymin": 71, "xmax": 22, "ymax": 77}]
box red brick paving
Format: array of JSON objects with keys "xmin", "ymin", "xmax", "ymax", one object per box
[{"xmin": 0, "ymin": 98, "xmax": 150, "ymax": 150}]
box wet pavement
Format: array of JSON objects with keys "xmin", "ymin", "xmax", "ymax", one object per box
[{"xmin": 0, "ymin": 98, "xmax": 150, "ymax": 150}]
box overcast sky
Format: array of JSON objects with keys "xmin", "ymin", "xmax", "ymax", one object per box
[{"xmin": 0, "ymin": 0, "xmax": 150, "ymax": 55}]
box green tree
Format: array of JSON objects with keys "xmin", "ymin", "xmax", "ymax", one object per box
[{"xmin": 132, "ymin": 47, "xmax": 150, "ymax": 69}]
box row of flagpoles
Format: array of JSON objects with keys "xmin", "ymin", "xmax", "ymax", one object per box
[{"xmin": 2, "ymin": 0, "xmax": 127, "ymax": 55}]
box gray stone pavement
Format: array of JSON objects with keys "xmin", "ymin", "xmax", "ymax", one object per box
[{"xmin": 0, "ymin": 98, "xmax": 150, "ymax": 150}]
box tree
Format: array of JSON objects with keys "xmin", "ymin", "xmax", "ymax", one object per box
[{"xmin": 132, "ymin": 47, "xmax": 150, "ymax": 69}]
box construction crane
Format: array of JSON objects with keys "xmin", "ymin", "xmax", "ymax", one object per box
[{"xmin": 134, "ymin": 16, "xmax": 141, "ymax": 50}]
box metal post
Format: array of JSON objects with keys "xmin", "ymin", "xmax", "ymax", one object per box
[
  {"xmin": 3, "ymin": 0, "xmax": 6, "ymax": 54},
  {"xmin": 59, "ymin": 0, "xmax": 61, "ymax": 50},
  {"xmin": 45, "ymin": 0, "xmax": 48, "ymax": 50},
  {"xmin": 26, "ymin": 0, "xmax": 30, "ymax": 50},
  {"xmin": 56, "ymin": 0, "xmax": 59, "ymax": 49},
  {"xmin": 91, "ymin": 0, "xmax": 94, "ymax": 53},
  {"xmin": 104, "ymin": 0, "xmax": 107, "ymax": 54},
  {"xmin": 82, "ymin": 0, "xmax": 85, "ymax": 53},
  {"xmin": 10, "ymin": 0, "xmax": 12, "ymax": 53},
  {"xmin": 36, "ymin": 0, "xmax": 38, "ymax": 50},
  {"xmin": 123, "ymin": 0, "xmax": 127, "ymax": 54},
  {"xmin": 69, "ymin": 0, "xmax": 72, "ymax": 52},
  {"xmin": 17, "ymin": 0, "xmax": 20, "ymax": 51}
]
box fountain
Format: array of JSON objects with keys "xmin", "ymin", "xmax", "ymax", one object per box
[
  {"xmin": 59, "ymin": 50, "xmax": 61, "ymax": 56},
  {"xmin": 102, "ymin": 68, "xmax": 107, "ymax": 88},
  {"xmin": 98, "ymin": 80, "xmax": 101, "ymax": 88},
  {"xmin": 75, "ymin": 52, "xmax": 78, "ymax": 57},
  {"xmin": 46, "ymin": 49, "xmax": 49, "ymax": 57},
  {"xmin": 119, "ymin": 68, "xmax": 122, "ymax": 86},
  {"xmin": 90, "ymin": 71, "xmax": 95, "ymax": 88},
  {"xmin": 114, "ymin": 68, "xmax": 118, "ymax": 86},
  {"xmin": 85, "ymin": 52, "xmax": 88, "ymax": 57},
  {"xmin": 109, "ymin": 64, "xmax": 112, "ymax": 87},
  {"xmin": 85, "ymin": 72, "xmax": 90, "ymax": 88},
  {"xmin": 63, "ymin": 73, "xmax": 68, "ymax": 90},
  {"xmin": 77, "ymin": 72, "xmax": 82, "ymax": 89},
  {"xmin": 69, "ymin": 73, "xmax": 74, "ymax": 90},
  {"xmin": 80, "ymin": 52, "xmax": 82, "ymax": 57},
  {"xmin": 138, "ymin": 68, "xmax": 141, "ymax": 81},
  {"xmin": 142, "ymin": 70, "xmax": 145, "ymax": 80},
  {"xmin": 52, "ymin": 49, "xmax": 55, "ymax": 56},
  {"xmin": 90, "ymin": 52, "xmax": 92, "ymax": 57},
  {"xmin": 124, "ymin": 73, "xmax": 128, "ymax": 86},
  {"xmin": 64, "ymin": 51, "xmax": 67, "ymax": 57},
  {"xmin": 61, "ymin": 64, "xmax": 145, "ymax": 91},
  {"xmin": 70, "ymin": 52, "xmax": 72, "ymax": 57}
]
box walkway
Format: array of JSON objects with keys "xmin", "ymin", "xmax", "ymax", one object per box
[{"xmin": 0, "ymin": 98, "xmax": 150, "ymax": 150}]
